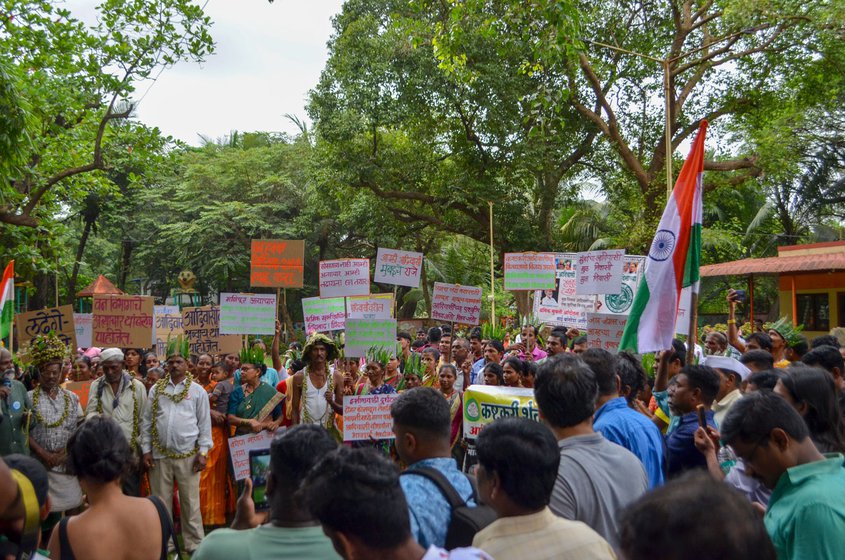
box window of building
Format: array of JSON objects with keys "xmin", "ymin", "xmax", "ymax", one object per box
[{"xmin": 796, "ymin": 293, "xmax": 829, "ymax": 331}]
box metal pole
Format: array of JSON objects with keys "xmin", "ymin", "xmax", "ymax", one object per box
[{"xmin": 488, "ymin": 202, "xmax": 495, "ymax": 327}]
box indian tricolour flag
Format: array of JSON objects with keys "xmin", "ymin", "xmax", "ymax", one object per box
[
  {"xmin": 0, "ymin": 260, "xmax": 13, "ymax": 345},
  {"xmin": 619, "ymin": 121, "xmax": 707, "ymax": 353}
]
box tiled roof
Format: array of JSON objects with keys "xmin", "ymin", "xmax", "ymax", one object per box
[{"xmin": 700, "ymin": 253, "xmax": 845, "ymax": 277}]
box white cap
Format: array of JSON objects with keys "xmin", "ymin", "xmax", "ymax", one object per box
[
  {"xmin": 99, "ymin": 347, "xmax": 125, "ymax": 363},
  {"xmin": 703, "ymin": 355, "xmax": 751, "ymax": 381}
]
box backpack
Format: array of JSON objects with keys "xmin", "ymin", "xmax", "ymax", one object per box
[{"xmin": 403, "ymin": 466, "xmax": 497, "ymax": 549}]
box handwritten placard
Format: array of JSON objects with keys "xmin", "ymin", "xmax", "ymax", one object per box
[
  {"xmin": 575, "ymin": 250, "xmax": 625, "ymax": 295},
  {"xmin": 373, "ymin": 248, "xmax": 423, "ymax": 288},
  {"xmin": 182, "ymin": 306, "xmax": 242, "ymax": 356},
  {"xmin": 532, "ymin": 253, "xmax": 595, "ymax": 329},
  {"xmin": 65, "ymin": 380, "xmax": 93, "ymax": 410},
  {"xmin": 587, "ymin": 313, "xmax": 627, "ymax": 352},
  {"xmin": 595, "ymin": 256, "xmax": 645, "ymax": 316},
  {"xmin": 302, "ymin": 297, "xmax": 346, "ymax": 333},
  {"xmin": 250, "ymin": 240, "xmax": 305, "ymax": 288},
  {"xmin": 675, "ymin": 286, "xmax": 693, "ymax": 336},
  {"xmin": 343, "ymin": 393, "xmax": 399, "ymax": 442},
  {"xmin": 73, "ymin": 313, "xmax": 93, "ymax": 348},
  {"xmin": 227, "ymin": 430, "xmax": 279, "ymax": 480},
  {"xmin": 16, "ymin": 305, "xmax": 77, "ymax": 349},
  {"xmin": 92, "ymin": 295, "xmax": 154, "ymax": 348},
  {"xmin": 431, "ymin": 283, "xmax": 483, "ymax": 324},
  {"xmin": 153, "ymin": 305, "xmax": 183, "ymax": 359},
  {"xmin": 344, "ymin": 318, "xmax": 397, "ymax": 358},
  {"xmin": 346, "ymin": 294, "xmax": 393, "ymax": 320},
  {"xmin": 219, "ymin": 293, "xmax": 277, "ymax": 336},
  {"xmin": 504, "ymin": 253, "xmax": 556, "ymax": 291},
  {"xmin": 319, "ymin": 259, "xmax": 370, "ymax": 298}
]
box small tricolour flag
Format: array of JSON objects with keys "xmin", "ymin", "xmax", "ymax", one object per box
[
  {"xmin": 0, "ymin": 260, "xmax": 13, "ymax": 344},
  {"xmin": 619, "ymin": 121, "xmax": 707, "ymax": 353}
]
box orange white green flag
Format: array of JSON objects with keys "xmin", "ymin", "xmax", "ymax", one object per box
[
  {"xmin": 619, "ymin": 121, "xmax": 707, "ymax": 353},
  {"xmin": 0, "ymin": 260, "xmax": 13, "ymax": 344}
]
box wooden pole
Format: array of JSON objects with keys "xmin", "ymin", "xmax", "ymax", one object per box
[
  {"xmin": 489, "ymin": 202, "xmax": 495, "ymax": 327},
  {"xmin": 791, "ymin": 275, "xmax": 798, "ymax": 326},
  {"xmin": 686, "ymin": 289, "xmax": 699, "ymax": 365},
  {"xmin": 748, "ymin": 274, "xmax": 755, "ymax": 327}
]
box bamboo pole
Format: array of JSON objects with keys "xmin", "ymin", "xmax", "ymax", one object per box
[{"xmin": 488, "ymin": 202, "xmax": 495, "ymax": 327}]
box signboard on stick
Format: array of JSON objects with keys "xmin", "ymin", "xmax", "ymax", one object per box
[
  {"xmin": 462, "ymin": 385, "xmax": 538, "ymax": 440},
  {"xmin": 503, "ymin": 253, "xmax": 556, "ymax": 291},
  {"xmin": 182, "ymin": 306, "xmax": 242, "ymax": 356},
  {"xmin": 318, "ymin": 259, "xmax": 370, "ymax": 299},
  {"xmin": 92, "ymin": 295, "xmax": 154, "ymax": 348},
  {"xmin": 73, "ymin": 313, "xmax": 93, "ymax": 348},
  {"xmin": 250, "ymin": 240, "xmax": 305, "ymax": 288},
  {"xmin": 344, "ymin": 318, "xmax": 396, "ymax": 358},
  {"xmin": 575, "ymin": 250, "xmax": 625, "ymax": 295},
  {"xmin": 343, "ymin": 393, "xmax": 399, "ymax": 442},
  {"xmin": 595, "ymin": 256, "xmax": 645, "ymax": 316},
  {"xmin": 431, "ymin": 283, "xmax": 483, "ymax": 324},
  {"xmin": 153, "ymin": 306, "xmax": 183, "ymax": 359},
  {"xmin": 532, "ymin": 253, "xmax": 595, "ymax": 329},
  {"xmin": 302, "ymin": 297, "xmax": 346, "ymax": 333},
  {"xmin": 219, "ymin": 293, "xmax": 277, "ymax": 335},
  {"xmin": 346, "ymin": 294, "xmax": 393, "ymax": 320},
  {"xmin": 373, "ymin": 248, "xmax": 423, "ymax": 288},
  {"xmin": 16, "ymin": 305, "xmax": 77, "ymax": 349},
  {"xmin": 65, "ymin": 380, "xmax": 93, "ymax": 410}
]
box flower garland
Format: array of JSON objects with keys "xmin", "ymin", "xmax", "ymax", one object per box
[
  {"xmin": 301, "ymin": 368, "xmax": 334, "ymax": 430},
  {"xmin": 31, "ymin": 386, "xmax": 71, "ymax": 429},
  {"xmin": 150, "ymin": 373, "xmax": 199, "ymax": 459},
  {"xmin": 95, "ymin": 377, "xmax": 141, "ymax": 451}
]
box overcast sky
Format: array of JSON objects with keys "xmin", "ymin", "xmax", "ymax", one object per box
[{"xmin": 70, "ymin": 0, "xmax": 345, "ymax": 145}]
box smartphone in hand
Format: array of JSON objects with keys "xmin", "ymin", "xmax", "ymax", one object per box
[
  {"xmin": 697, "ymin": 404, "xmax": 707, "ymax": 429},
  {"xmin": 249, "ymin": 449, "xmax": 271, "ymax": 511}
]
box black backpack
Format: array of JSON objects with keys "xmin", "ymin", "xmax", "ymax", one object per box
[{"xmin": 403, "ymin": 466, "xmax": 498, "ymax": 549}]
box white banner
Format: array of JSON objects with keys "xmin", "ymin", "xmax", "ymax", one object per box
[
  {"xmin": 374, "ymin": 248, "xmax": 423, "ymax": 288},
  {"xmin": 219, "ymin": 293, "xmax": 276, "ymax": 335},
  {"xmin": 319, "ymin": 259, "xmax": 370, "ymax": 298},
  {"xmin": 575, "ymin": 250, "xmax": 625, "ymax": 295}
]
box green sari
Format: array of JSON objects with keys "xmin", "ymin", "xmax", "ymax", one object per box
[{"xmin": 231, "ymin": 382, "xmax": 279, "ymax": 435}]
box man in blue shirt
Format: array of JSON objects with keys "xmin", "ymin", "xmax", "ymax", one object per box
[
  {"xmin": 584, "ymin": 349, "xmax": 666, "ymax": 487},
  {"xmin": 665, "ymin": 365, "xmax": 721, "ymax": 477},
  {"xmin": 391, "ymin": 388, "xmax": 475, "ymax": 548},
  {"xmin": 469, "ymin": 340, "xmax": 503, "ymax": 386}
]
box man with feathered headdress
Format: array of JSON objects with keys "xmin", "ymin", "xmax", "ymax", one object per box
[
  {"xmin": 140, "ymin": 335, "xmax": 212, "ymax": 553},
  {"xmin": 289, "ymin": 334, "xmax": 344, "ymax": 437}
]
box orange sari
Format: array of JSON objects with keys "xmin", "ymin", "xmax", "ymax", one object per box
[{"xmin": 199, "ymin": 380, "xmax": 235, "ymax": 525}]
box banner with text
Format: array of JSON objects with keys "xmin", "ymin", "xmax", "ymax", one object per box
[
  {"xmin": 504, "ymin": 253, "xmax": 556, "ymax": 291},
  {"xmin": 73, "ymin": 313, "xmax": 93, "ymax": 348},
  {"xmin": 343, "ymin": 393, "xmax": 399, "ymax": 442},
  {"xmin": 228, "ymin": 430, "xmax": 279, "ymax": 480},
  {"xmin": 595, "ymin": 256, "xmax": 645, "ymax": 316},
  {"xmin": 182, "ymin": 306, "xmax": 242, "ymax": 356},
  {"xmin": 302, "ymin": 296, "xmax": 346, "ymax": 333},
  {"xmin": 532, "ymin": 253, "xmax": 594, "ymax": 330},
  {"xmin": 463, "ymin": 385, "xmax": 539, "ymax": 439},
  {"xmin": 250, "ymin": 239, "xmax": 305, "ymax": 288},
  {"xmin": 219, "ymin": 293, "xmax": 277, "ymax": 335},
  {"xmin": 346, "ymin": 294, "xmax": 393, "ymax": 320},
  {"xmin": 344, "ymin": 318, "xmax": 397, "ymax": 358},
  {"xmin": 153, "ymin": 305, "xmax": 183, "ymax": 359},
  {"xmin": 587, "ymin": 313, "xmax": 627, "ymax": 352},
  {"xmin": 373, "ymin": 248, "xmax": 423, "ymax": 288},
  {"xmin": 431, "ymin": 283, "xmax": 483, "ymax": 325},
  {"xmin": 319, "ymin": 259, "xmax": 370, "ymax": 299},
  {"xmin": 92, "ymin": 295, "xmax": 154, "ymax": 348},
  {"xmin": 16, "ymin": 305, "xmax": 77, "ymax": 349},
  {"xmin": 575, "ymin": 250, "xmax": 626, "ymax": 295}
]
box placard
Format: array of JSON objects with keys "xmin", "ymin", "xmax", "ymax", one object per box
[
  {"xmin": 587, "ymin": 313, "xmax": 627, "ymax": 352},
  {"xmin": 219, "ymin": 293, "xmax": 277, "ymax": 335},
  {"xmin": 228, "ymin": 430, "xmax": 279, "ymax": 480},
  {"xmin": 532, "ymin": 253, "xmax": 595, "ymax": 329},
  {"xmin": 462, "ymin": 385, "xmax": 538, "ymax": 439},
  {"xmin": 319, "ymin": 259, "xmax": 370, "ymax": 298},
  {"xmin": 503, "ymin": 253, "xmax": 556, "ymax": 291},
  {"xmin": 16, "ymin": 305, "xmax": 77, "ymax": 349},
  {"xmin": 73, "ymin": 313, "xmax": 93, "ymax": 348},
  {"xmin": 182, "ymin": 306, "xmax": 242, "ymax": 356},
  {"xmin": 65, "ymin": 380, "xmax": 93, "ymax": 410},
  {"xmin": 342, "ymin": 393, "xmax": 399, "ymax": 442},
  {"xmin": 373, "ymin": 248, "xmax": 423, "ymax": 288},
  {"xmin": 344, "ymin": 318, "xmax": 397, "ymax": 358},
  {"xmin": 250, "ymin": 239, "xmax": 305, "ymax": 288},
  {"xmin": 346, "ymin": 294, "xmax": 393, "ymax": 320},
  {"xmin": 92, "ymin": 295, "xmax": 154, "ymax": 348},
  {"xmin": 430, "ymin": 283, "xmax": 483, "ymax": 324},
  {"xmin": 153, "ymin": 305, "xmax": 183, "ymax": 359},
  {"xmin": 675, "ymin": 286, "xmax": 693, "ymax": 336},
  {"xmin": 302, "ymin": 296, "xmax": 346, "ymax": 333},
  {"xmin": 575, "ymin": 250, "xmax": 625, "ymax": 295},
  {"xmin": 595, "ymin": 256, "xmax": 645, "ymax": 316}
]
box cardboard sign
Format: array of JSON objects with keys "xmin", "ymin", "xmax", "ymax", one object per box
[
  {"xmin": 318, "ymin": 259, "xmax": 370, "ymax": 298},
  {"xmin": 595, "ymin": 256, "xmax": 645, "ymax": 316},
  {"xmin": 503, "ymin": 253, "xmax": 556, "ymax": 291},
  {"xmin": 16, "ymin": 305, "xmax": 77, "ymax": 349},
  {"xmin": 462, "ymin": 385, "xmax": 538, "ymax": 439},
  {"xmin": 343, "ymin": 393, "xmax": 399, "ymax": 442},
  {"xmin": 431, "ymin": 283, "xmax": 483, "ymax": 324},
  {"xmin": 586, "ymin": 313, "xmax": 627, "ymax": 352},
  {"xmin": 344, "ymin": 318, "xmax": 397, "ymax": 358},
  {"xmin": 532, "ymin": 253, "xmax": 595, "ymax": 329},
  {"xmin": 346, "ymin": 294, "xmax": 393, "ymax": 320},
  {"xmin": 575, "ymin": 250, "xmax": 625, "ymax": 295},
  {"xmin": 182, "ymin": 306, "xmax": 242, "ymax": 356},
  {"xmin": 73, "ymin": 313, "xmax": 93, "ymax": 348},
  {"xmin": 219, "ymin": 293, "xmax": 277, "ymax": 336},
  {"xmin": 65, "ymin": 380, "xmax": 93, "ymax": 410},
  {"xmin": 92, "ymin": 295, "xmax": 154, "ymax": 348},
  {"xmin": 373, "ymin": 248, "xmax": 423, "ymax": 288},
  {"xmin": 250, "ymin": 240, "xmax": 305, "ymax": 288},
  {"xmin": 228, "ymin": 430, "xmax": 280, "ymax": 480},
  {"xmin": 153, "ymin": 306, "xmax": 183, "ymax": 359},
  {"xmin": 302, "ymin": 297, "xmax": 346, "ymax": 333}
]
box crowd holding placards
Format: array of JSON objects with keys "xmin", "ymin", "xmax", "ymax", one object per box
[{"xmin": 3, "ymin": 289, "xmax": 845, "ymax": 560}]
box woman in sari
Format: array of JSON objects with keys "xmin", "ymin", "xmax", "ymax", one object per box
[
  {"xmin": 420, "ymin": 347, "xmax": 440, "ymax": 389},
  {"xmin": 438, "ymin": 364, "xmax": 463, "ymax": 461},
  {"xmin": 384, "ymin": 356, "xmax": 403, "ymax": 390},
  {"xmin": 196, "ymin": 353, "xmax": 233, "ymax": 528},
  {"xmin": 123, "ymin": 348, "xmax": 145, "ymax": 381},
  {"xmin": 227, "ymin": 349, "xmax": 283, "ymax": 436},
  {"xmin": 501, "ymin": 357, "xmax": 524, "ymax": 388}
]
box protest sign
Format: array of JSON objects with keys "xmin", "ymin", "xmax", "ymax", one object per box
[
  {"xmin": 250, "ymin": 239, "xmax": 305, "ymax": 288},
  {"xmin": 373, "ymin": 248, "xmax": 423, "ymax": 288},
  {"xmin": 73, "ymin": 313, "xmax": 93, "ymax": 348},
  {"xmin": 346, "ymin": 294, "xmax": 393, "ymax": 320},
  {"xmin": 65, "ymin": 380, "xmax": 93, "ymax": 410},
  {"xmin": 462, "ymin": 385, "xmax": 538, "ymax": 439},
  {"xmin": 344, "ymin": 318, "xmax": 396, "ymax": 358},
  {"xmin": 16, "ymin": 305, "xmax": 76, "ymax": 349},
  {"xmin": 228, "ymin": 430, "xmax": 279, "ymax": 480},
  {"xmin": 182, "ymin": 306, "xmax": 242, "ymax": 356},
  {"xmin": 430, "ymin": 283, "xmax": 483, "ymax": 324},
  {"xmin": 319, "ymin": 259, "xmax": 370, "ymax": 299},
  {"xmin": 595, "ymin": 256, "xmax": 645, "ymax": 316},
  {"xmin": 302, "ymin": 296, "xmax": 346, "ymax": 333},
  {"xmin": 575, "ymin": 250, "xmax": 625, "ymax": 295},
  {"xmin": 503, "ymin": 253, "xmax": 556, "ymax": 291},
  {"xmin": 92, "ymin": 295, "xmax": 154, "ymax": 348},
  {"xmin": 675, "ymin": 286, "xmax": 693, "ymax": 335},
  {"xmin": 532, "ymin": 253, "xmax": 595, "ymax": 329},
  {"xmin": 342, "ymin": 393, "xmax": 399, "ymax": 442},
  {"xmin": 219, "ymin": 293, "xmax": 277, "ymax": 335},
  {"xmin": 153, "ymin": 305, "xmax": 183, "ymax": 359},
  {"xmin": 587, "ymin": 313, "xmax": 628, "ymax": 352}
]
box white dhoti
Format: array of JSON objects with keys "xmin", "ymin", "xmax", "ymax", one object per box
[{"xmin": 47, "ymin": 471, "xmax": 83, "ymax": 512}]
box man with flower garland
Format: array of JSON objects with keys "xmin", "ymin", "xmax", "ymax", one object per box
[
  {"xmin": 85, "ymin": 347, "xmax": 147, "ymax": 496},
  {"xmin": 141, "ymin": 336, "xmax": 212, "ymax": 553}
]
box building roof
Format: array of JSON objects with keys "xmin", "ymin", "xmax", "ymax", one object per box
[
  {"xmin": 76, "ymin": 275, "xmax": 124, "ymax": 297},
  {"xmin": 700, "ymin": 252, "xmax": 845, "ymax": 277}
]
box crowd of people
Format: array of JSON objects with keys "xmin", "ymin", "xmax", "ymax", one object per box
[{"xmin": 2, "ymin": 295, "xmax": 845, "ymax": 559}]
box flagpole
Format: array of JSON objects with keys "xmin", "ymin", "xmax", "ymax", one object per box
[
  {"xmin": 488, "ymin": 202, "xmax": 495, "ymax": 327},
  {"xmin": 686, "ymin": 290, "xmax": 699, "ymax": 365}
]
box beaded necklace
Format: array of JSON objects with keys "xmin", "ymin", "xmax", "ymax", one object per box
[
  {"xmin": 150, "ymin": 373, "xmax": 198, "ymax": 459},
  {"xmin": 32, "ymin": 386, "xmax": 70, "ymax": 429}
]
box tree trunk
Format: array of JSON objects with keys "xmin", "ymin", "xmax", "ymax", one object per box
[
  {"xmin": 66, "ymin": 220, "xmax": 93, "ymax": 305},
  {"xmin": 117, "ymin": 239, "xmax": 133, "ymax": 291}
]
